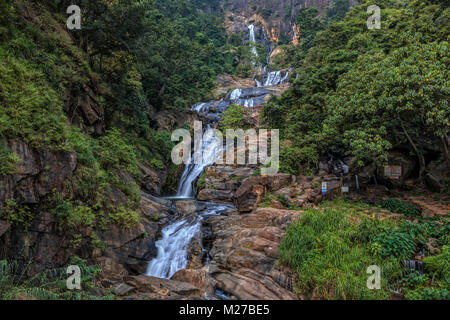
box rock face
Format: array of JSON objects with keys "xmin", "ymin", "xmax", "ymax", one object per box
[
  {"xmin": 206, "ymin": 207, "xmax": 301, "ymax": 300},
  {"xmin": 234, "ymin": 174, "xmax": 294, "ymax": 211},
  {"xmin": 0, "ymin": 191, "xmax": 172, "ymax": 277},
  {"xmin": 0, "ymin": 139, "xmax": 77, "ymax": 211},
  {"xmin": 222, "ymin": 0, "xmax": 337, "ymax": 43},
  {"xmin": 197, "ymin": 165, "xmax": 256, "ymax": 203}
]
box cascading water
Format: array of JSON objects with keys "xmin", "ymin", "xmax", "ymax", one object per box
[
  {"xmin": 176, "ymin": 122, "xmax": 223, "ymax": 198},
  {"xmin": 146, "ymin": 203, "xmax": 234, "ymax": 279},
  {"xmin": 146, "ymin": 23, "xmax": 294, "ymax": 281},
  {"xmin": 146, "ymin": 100, "xmax": 229, "ymax": 279},
  {"xmin": 248, "ymin": 24, "xmax": 259, "ymax": 60},
  {"xmin": 146, "ymin": 216, "xmax": 201, "ymax": 278}
]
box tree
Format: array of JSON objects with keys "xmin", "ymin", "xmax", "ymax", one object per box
[{"xmin": 325, "ymin": 42, "xmax": 449, "ymax": 181}]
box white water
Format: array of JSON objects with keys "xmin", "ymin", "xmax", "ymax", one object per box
[
  {"xmin": 146, "ymin": 203, "xmax": 234, "ymax": 279},
  {"xmin": 248, "ymin": 24, "xmax": 259, "ymax": 59},
  {"xmin": 256, "ymin": 70, "xmax": 289, "ymax": 87},
  {"xmin": 176, "ymin": 123, "xmax": 223, "ymax": 198},
  {"xmin": 146, "ymin": 24, "xmax": 288, "ymax": 281},
  {"xmin": 146, "ymin": 216, "xmax": 201, "ymax": 278}
]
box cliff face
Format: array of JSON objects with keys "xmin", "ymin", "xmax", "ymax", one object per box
[{"xmin": 221, "ymin": 0, "xmax": 336, "ymax": 43}]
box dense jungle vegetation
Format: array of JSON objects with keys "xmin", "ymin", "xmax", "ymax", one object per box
[{"xmin": 265, "ymin": 0, "xmax": 449, "ymax": 183}]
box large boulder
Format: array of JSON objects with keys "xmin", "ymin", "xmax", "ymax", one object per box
[
  {"xmin": 197, "ymin": 189, "xmax": 234, "ymax": 203},
  {"xmin": 234, "ymin": 174, "xmax": 294, "ymax": 212},
  {"xmin": 124, "ymin": 275, "xmax": 202, "ymax": 297},
  {"xmin": 207, "ymin": 207, "xmax": 301, "ymax": 300},
  {"xmin": 171, "ymin": 268, "xmax": 215, "ymax": 297}
]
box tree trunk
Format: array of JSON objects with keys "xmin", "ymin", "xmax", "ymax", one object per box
[{"xmin": 399, "ymin": 117, "xmax": 426, "ymax": 184}]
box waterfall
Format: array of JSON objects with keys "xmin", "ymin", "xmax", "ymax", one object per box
[
  {"xmin": 355, "ymin": 174, "xmax": 360, "ymax": 190},
  {"xmin": 256, "ymin": 70, "xmax": 290, "ymax": 87},
  {"xmin": 146, "ymin": 99, "xmax": 231, "ymax": 279},
  {"xmin": 146, "ymin": 203, "xmax": 234, "ymax": 279},
  {"xmin": 248, "ymin": 24, "xmax": 259, "ymax": 59},
  {"xmin": 146, "ymin": 216, "xmax": 201, "ymax": 279}
]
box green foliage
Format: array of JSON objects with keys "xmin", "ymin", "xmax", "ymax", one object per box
[
  {"xmin": 219, "ymin": 104, "xmax": 247, "ymax": 131},
  {"xmin": 370, "ymin": 229, "xmax": 416, "ymax": 259},
  {"xmin": 264, "ymin": 0, "xmax": 450, "ymax": 174},
  {"xmin": 279, "ymin": 144, "xmax": 318, "ymax": 175},
  {"xmin": 378, "ymin": 199, "xmax": 421, "ymax": 217},
  {"xmin": 279, "ymin": 203, "xmax": 402, "ymax": 299},
  {"xmin": 196, "ymin": 172, "xmax": 207, "ymax": 191},
  {"xmin": 109, "ymin": 206, "xmax": 140, "ymax": 230},
  {"xmin": 0, "ymin": 258, "xmax": 109, "ymax": 300},
  {"xmin": 0, "ymin": 142, "xmax": 19, "ymax": 176},
  {"xmin": 423, "ymin": 246, "xmax": 450, "ymax": 281},
  {"xmin": 98, "ymin": 129, "xmax": 140, "ymax": 178},
  {"xmin": 0, "ymin": 200, "xmax": 33, "ymax": 231}
]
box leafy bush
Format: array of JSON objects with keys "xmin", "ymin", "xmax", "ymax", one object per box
[
  {"xmin": 1, "ymin": 200, "xmax": 33, "ymax": 231},
  {"xmin": 99, "ymin": 129, "xmax": 141, "ymax": 178},
  {"xmin": 219, "ymin": 104, "xmax": 247, "ymax": 131},
  {"xmin": 196, "ymin": 172, "xmax": 207, "ymax": 191},
  {"xmin": 423, "ymin": 246, "xmax": 450, "ymax": 281},
  {"xmin": 279, "ymin": 144, "xmax": 318, "ymax": 175},
  {"xmin": 0, "ymin": 258, "xmax": 109, "ymax": 300},
  {"xmin": 370, "ymin": 229, "xmax": 416, "ymax": 259},
  {"xmin": 378, "ymin": 199, "xmax": 421, "ymax": 217},
  {"xmin": 0, "ymin": 142, "xmax": 19, "ymax": 176},
  {"xmin": 109, "ymin": 206, "xmax": 140, "ymax": 229}
]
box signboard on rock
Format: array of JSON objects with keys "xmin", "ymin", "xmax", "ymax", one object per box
[{"xmin": 384, "ymin": 165, "xmax": 402, "ymax": 180}]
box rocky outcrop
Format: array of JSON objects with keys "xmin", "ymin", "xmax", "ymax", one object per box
[
  {"xmin": 222, "ymin": 0, "xmax": 337, "ymax": 43},
  {"xmin": 0, "ymin": 139, "xmax": 77, "ymax": 211},
  {"xmin": 197, "ymin": 165, "xmax": 256, "ymax": 203},
  {"xmin": 206, "ymin": 207, "xmax": 301, "ymax": 300},
  {"xmin": 234, "ymin": 174, "xmax": 294, "ymax": 211}
]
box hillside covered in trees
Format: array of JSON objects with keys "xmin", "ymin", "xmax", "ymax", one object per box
[{"xmin": 0, "ymin": 0, "xmax": 448, "ymax": 302}]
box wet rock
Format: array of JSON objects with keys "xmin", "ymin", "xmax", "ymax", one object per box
[
  {"xmin": 207, "ymin": 207, "xmax": 301, "ymax": 300},
  {"xmin": 176, "ymin": 200, "xmax": 199, "ymax": 217},
  {"xmin": 97, "ymin": 257, "xmax": 129, "ymax": 282}
]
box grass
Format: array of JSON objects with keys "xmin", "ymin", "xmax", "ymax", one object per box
[
  {"xmin": 279, "ymin": 198, "xmax": 449, "ymax": 300},
  {"xmin": 0, "ymin": 257, "xmax": 113, "ymax": 300}
]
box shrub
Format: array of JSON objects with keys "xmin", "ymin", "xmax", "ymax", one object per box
[
  {"xmin": 378, "ymin": 199, "xmax": 421, "ymax": 217},
  {"xmin": 99, "ymin": 128, "xmax": 141, "ymax": 178},
  {"xmin": 196, "ymin": 172, "xmax": 207, "ymax": 191},
  {"xmin": 109, "ymin": 206, "xmax": 140, "ymax": 229},
  {"xmin": 0, "ymin": 142, "xmax": 19, "ymax": 176},
  {"xmin": 370, "ymin": 229, "xmax": 416, "ymax": 260},
  {"xmin": 67, "ymin": 206, "xmax": 96, "ymax": 229},
  {"xmin": 219, "ymin": 104, "xmax": 247, "ymax": 131},
  {"xmin": 1, "ymin": 200, "xmax": 33, "ymax": 230},
  {"xmin": 423, "ymin": 246, "xmax": 450, "ymax": 281}
]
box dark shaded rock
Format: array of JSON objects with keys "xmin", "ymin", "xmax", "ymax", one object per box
[{"xmin": 0, "ymin": 220, "xmax": 11, "ymax": 238}]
